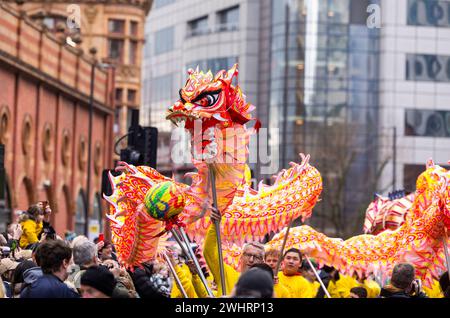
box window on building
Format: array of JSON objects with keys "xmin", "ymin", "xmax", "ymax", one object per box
[
  {"xmin": 130, "ymin": 21, "xmax": 138, "ymax": 37},
  {"xmin": 0, "ymin": 180, "xmax": 11, "ymax": 234},
  {"xmin": 186, "ymin": 57, "xmax": 238, "ymax": 75},
  {"xmin": 114, "ymin": 107, "xmax": 121, "ymax": 134},
  {"xmin": 405, "ymin": 109, "xmax": 450, "ymax": 137},
  {"xmin": 108, "ymin": 39, "xmax": 124, "ymax": 62},
  {"xmin": 406, "ymin": 54, "xmax": 450, "ymax": 82},
  {"xmin": 150, "ymin": 74, "xmax": 174, "ymax": 102},
  {"xmin": 42, "ymin": 15, "xmax": 69, "ymax": 31},
  {"xmin": 75, "ymin": 190, "xmax": 86, "ymax": 235},
  {"xmin": 129, "ymin": 40, "xmax": 138, "ymax": 65},
  {"xmin": 404, "ymin": 163, "xmax": 450, "ymax": 192},
  {"xmin": 217, "ymin": 5, "xmax": 239, "ymax": 32},
  {"xmin": 90, "ymin": 193, "xmax": 102, "ymax": 240},
  {"xmin": 128, "ymin": 89, "xmax": 137, "ymax": 105},
  {"xmin": 127, "ymin": 108, "xmax": 135, "ymax": 129},
  {"xmin": 108, "ymin": 19, "xmax": 125, "ymax": 34},
  {"xmin": 350, "ymin": 0, "xmax": 370, "ymax": 24},
  {"xmin": 154, "ymin": 27, "xmax": 174, "ymax": 55},
  {"xmin": 187, "ymin": 16, "xmax": 209, "ymax": 37},
  {"xmin": 115, "ymin": 88, "xmax": 123, "ymax": 103},
  {"xmin": 408, "ymin": 0, "xmax": 450, "ymax": 27},
  {"xmin": 153, "ymin": 0, "xmax": 175, "ymax": 9}
]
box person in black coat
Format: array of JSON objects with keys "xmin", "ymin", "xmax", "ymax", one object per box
[{"xmin": 128, "ymin": 262, "xmax": 167, "ymax": 299}]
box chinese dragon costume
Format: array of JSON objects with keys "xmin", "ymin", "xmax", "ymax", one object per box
[
  {"xmin": 104, "ymin": 64, "xmax": 450, "ymax": 289},
  {"xmin": 266, "ymin": 159, "xmax": 450, "ymax": 287},
  {"xmin": 363, "ymin": 191, "xmax": 415, "ymax": 235},
  {"xmin": 104, "ymin": 64, "xmax": 323, "ymax": 268}
]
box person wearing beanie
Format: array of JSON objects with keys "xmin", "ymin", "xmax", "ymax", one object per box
[
  {"xmin": 80, "ymin": 266, "xmax": 116, "ymax": 298},
  {"xmin": 232, "ymin": 267, "xmax": 274, "ymax": 298}
]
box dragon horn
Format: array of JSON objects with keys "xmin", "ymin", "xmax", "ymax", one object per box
[
  {"xmin": 299, "ymin": 153, "xmax": 310, "ymax": 166},
  {"xmin": 426, "ymin": 158, "xmax": 435, "ymax": 169}
]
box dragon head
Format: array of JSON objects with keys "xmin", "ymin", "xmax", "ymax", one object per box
[
  {"xmin": 166, "ymin": 64, "xmax": 260, "ymax": 163},
  {"xmin": 167, "ymin": 64, "xmax": 256, "ymax": 131},
  {"xmin": 413, "ymin": 159, "xmax": 450, "ymax": 229}
]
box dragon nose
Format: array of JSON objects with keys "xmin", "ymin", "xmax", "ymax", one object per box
[{"xmin": 184, "ymin": 103, "xmax": 194, "ymax": 111}]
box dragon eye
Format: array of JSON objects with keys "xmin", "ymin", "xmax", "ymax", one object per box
[{"xmin": 195, "ymin": 92, "xmax": 220, "ymax": 108}]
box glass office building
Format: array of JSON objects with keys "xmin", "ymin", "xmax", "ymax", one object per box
[{"xmin": 268, "ymin": 0, "xmax": 381, "ymax": 235}]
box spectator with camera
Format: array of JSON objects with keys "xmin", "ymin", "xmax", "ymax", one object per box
[
  {"xmin": 20, "ymin": 240, "xmax": 79, "ymax": 298},
  {"xmin": 37, "ymin": 201, "xmax": 57, "ymax": 241},
  {"xmin": 102, "ymin": 259, "xmax": 138, "ymax": 298},
  {"xmin": 380, "ymin": 263, "xmax": 427, "ymax": 298}
]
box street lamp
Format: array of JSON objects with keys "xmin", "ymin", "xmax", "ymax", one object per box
[{"xmin": 85, "ymin": 47, "xmax": 97, "ymax": 236}]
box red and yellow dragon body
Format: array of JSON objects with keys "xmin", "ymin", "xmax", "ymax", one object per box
[{"xmin": 267, "ymin": 161, "xmax": 450, "ymax": 287}]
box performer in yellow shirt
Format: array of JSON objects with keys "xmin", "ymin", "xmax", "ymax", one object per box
[
  {"xmin": 277, "ymin": 248, "xmax": 317, "ymax": 298},
  {"xmin": 300, "ymin": 259, "xmax": 320, "ymax": 297},
  {"xmin": 423, "ymin": 279, "xmax": 444, "ymax": 298},
  {"xmin": 170, "ymin": 258, "xmax": 211, "ymax": 298},
  {"xmin": 204, "ymin": 208, "xmax": 265, "ymax": 296},
  {"xmin": 328, "ymin": 272, "xmax": 381, "ymax": 298}
]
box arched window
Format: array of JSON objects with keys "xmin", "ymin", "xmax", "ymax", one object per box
[
  {"xmin": 0, "ymin": 174, "xmax": 12, "ymax": 233},
  {"xmin": 88, "ymin": 193, "xmax": 103, "ymax": 240},
  {"xmin": 75, "ymin": 190, "xmax": 86, "ymax": 235},
  {"xmin": 63, "ymin": 185, "xmax": 73, "ymax": 231}
]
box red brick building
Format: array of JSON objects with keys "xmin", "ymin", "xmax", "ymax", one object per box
[{"xmin": 0, "ymin": 3, "xmax": 115, "ymax": 237}]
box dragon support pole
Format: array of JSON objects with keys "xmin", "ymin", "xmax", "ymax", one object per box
[
  {"xmin": 208, "ymin": 164, "xmax": 227, "ymax": 296},
  {"xmin": 163, "ymin": 252, "xmax": 188, "ymax": 298}
]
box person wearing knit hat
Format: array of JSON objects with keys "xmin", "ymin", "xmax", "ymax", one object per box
[{"xmin": 80, "ymin": 266, "xmax": 116, "ymax": 298}]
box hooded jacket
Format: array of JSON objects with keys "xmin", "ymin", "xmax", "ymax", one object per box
[
  {"xmin": 19, "ymin": 217, "xmax": 43, "ymax": 249},
  {"xmin": 128, "ymin": 263, "xmax": 167, "ymax": 299},
  {"xmin": 22, "ymin": 267, "xmax": 43, "ymax": 288}
]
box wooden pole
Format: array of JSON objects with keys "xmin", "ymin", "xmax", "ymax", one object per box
[
  {"xmin": 208, "ymin": 165, "xmax": 226, "ymax": 296},
  {"xmin": 274, "ymin": 219, "xmax": 295, "ymax": 275}
]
